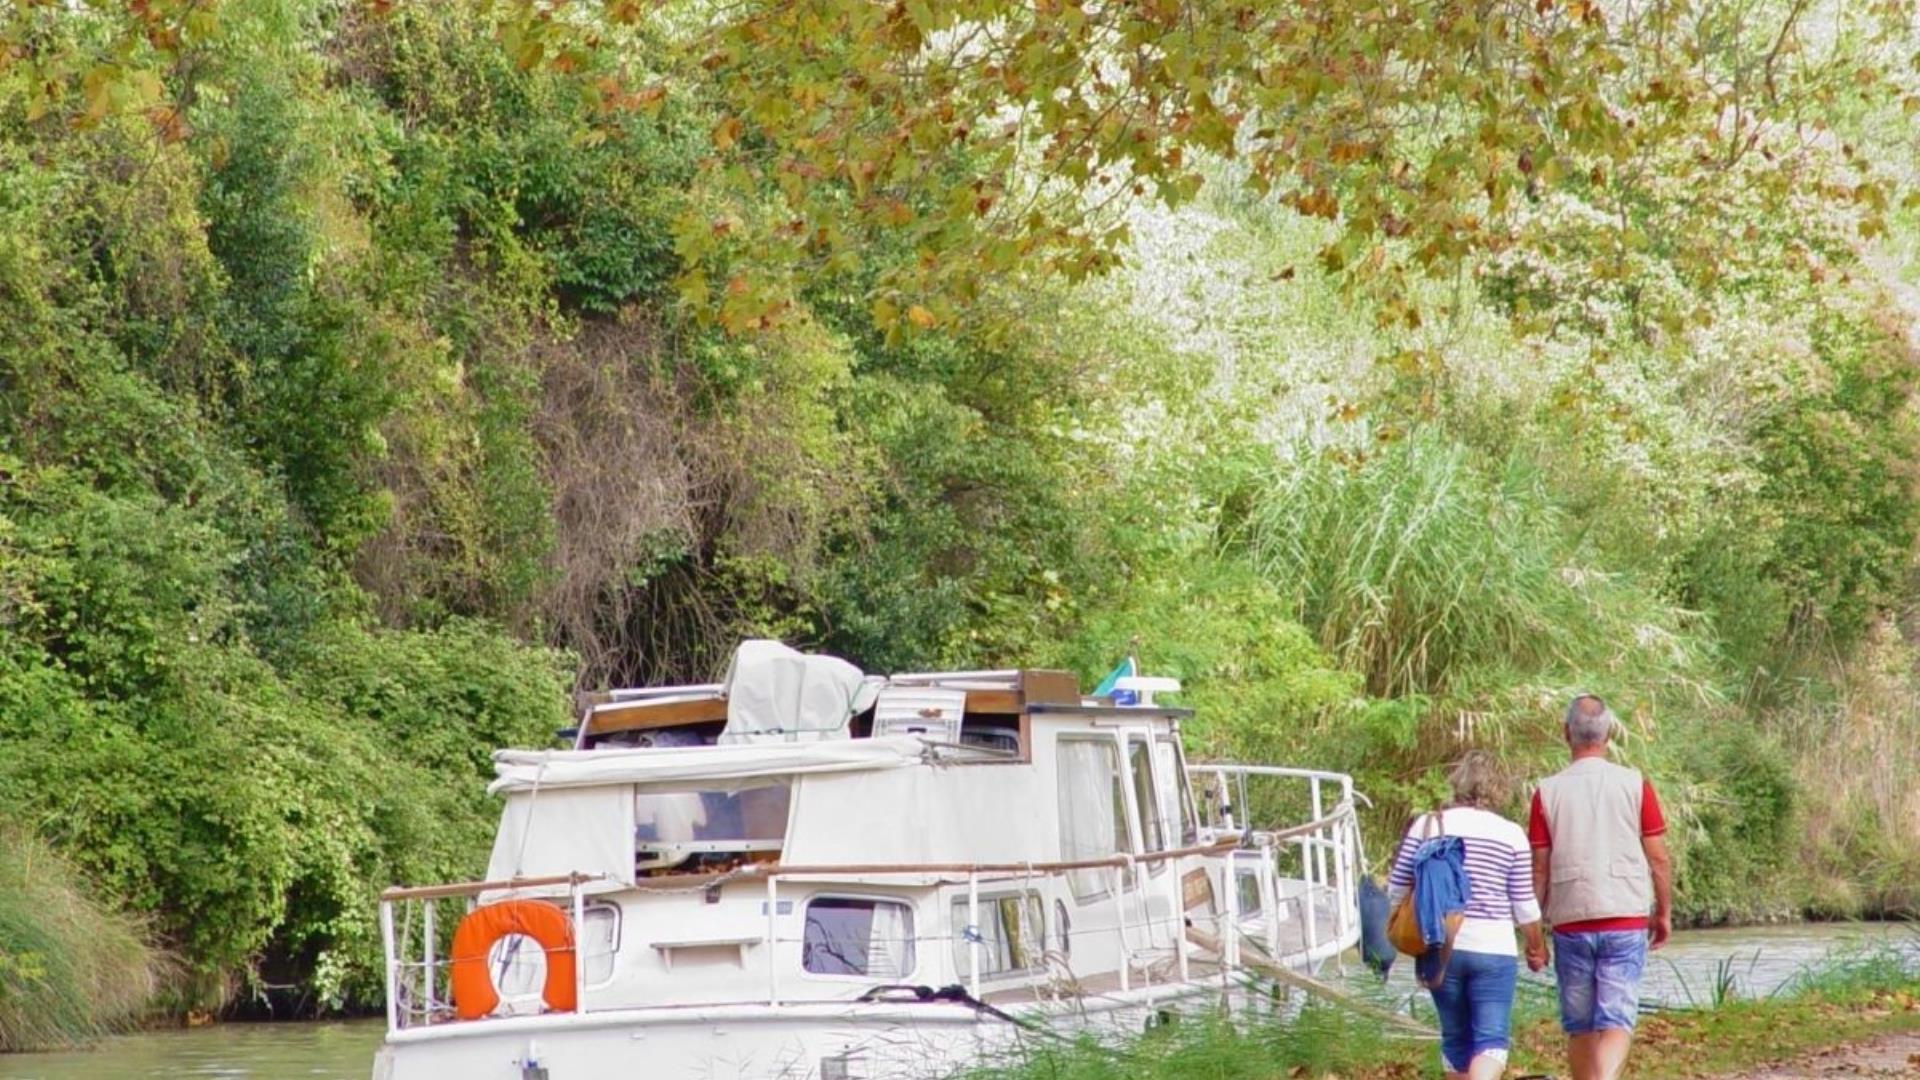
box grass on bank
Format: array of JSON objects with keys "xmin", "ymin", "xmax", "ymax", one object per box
[
  {"xmin": 965, "ymin": 997, "xmax": 1417, "ymax": 1080},
  {"xmin": 0, "ymin": 826, "xmax": 163, "ymax": 1051},
  {"xmin": 965, "ymin": 944, "xmax": 1920, "ymax": 1080}
]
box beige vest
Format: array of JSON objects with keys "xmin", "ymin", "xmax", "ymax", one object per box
[{"xmin": 1537, "ymin": 757, "xmax": 1653, "ymax": 925}]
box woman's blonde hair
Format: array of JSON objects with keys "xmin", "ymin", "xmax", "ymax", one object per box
[{"xmin": 1448, "ymin": 750, "xmax": 1509, "ymax": 809}]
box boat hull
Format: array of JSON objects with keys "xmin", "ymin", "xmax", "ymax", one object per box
[{"xmin": 373, "ymin": 985, "xmax": 1222, "ymax": 1080}]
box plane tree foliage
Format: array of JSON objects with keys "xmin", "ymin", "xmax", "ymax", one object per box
[
  {"xmin": 7, "ymin": 0, "xmax": 1915, "ymax": 335},
  {"xmin": 2, "ymin": 0, "xmax": 1920, "ymax": 1021}
]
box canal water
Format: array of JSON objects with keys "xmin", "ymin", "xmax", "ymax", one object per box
[
  {"xmin": 2, "ymin": 923, "xmax": 1913, "ymax": 1079},
  {"xmin": 1374, "ymin": 920, "xmax": 1920, "ymax": 1008}
]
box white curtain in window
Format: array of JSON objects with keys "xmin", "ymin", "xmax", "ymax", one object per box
[
  {"xmin": 1057, "ymin": 740, "xmax": 1119, "ymax": 901},
  {"xmin": 1014, "ymin": 896, "xmax": 1043, "ymax": 968},
  {"xmin": 865, "ymin": 902, "xmax": 915, "ymax": 979}
]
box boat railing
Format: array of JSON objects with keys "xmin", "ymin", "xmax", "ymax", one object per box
[
  {"xmin": 379, "ymin": 790, "xmax": 1363, "ymax": 1033},
  {"xmin": 1188, "ymin": 763, "xmax": 1368, "ymax": 972},
  {"xmin": 379, "ymin": 872, "xmax": 601, "ymax": 1033}
]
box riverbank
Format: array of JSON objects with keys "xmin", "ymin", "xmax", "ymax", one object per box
[{"xmin": 965, "ymin": 942, "xmax": 1920, "ymax": 1080}]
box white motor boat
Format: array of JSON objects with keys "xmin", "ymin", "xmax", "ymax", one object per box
[{"xmin": 371, "ymin": 643, "xmax": 1364, "ymax": 1079}]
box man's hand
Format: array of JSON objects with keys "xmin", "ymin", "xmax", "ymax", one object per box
[
  {"xmin": 1526, "ymin": 939, "xmax": 1550, "ymax": 972},
  {"xmin": 1643, "ymin": 832, "xmax": 1674, "ymax": 952}
]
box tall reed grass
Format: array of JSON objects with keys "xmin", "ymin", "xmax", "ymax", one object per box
[
  {"xmin": 1244, "ymin": 434, "xmax": 1711, "ymax": 708},
  {"xmin": 0, "ymin": 825, "xmax": 163, "ymax": 1050},
  {"xmin": 1774, "ymin": 620, "xmax": 1920, "ymax": 918}
]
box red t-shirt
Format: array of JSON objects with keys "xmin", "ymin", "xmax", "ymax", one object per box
[{"xmin": 1528, "ymin": 778, "xmax": 1665, "ymax": 933}]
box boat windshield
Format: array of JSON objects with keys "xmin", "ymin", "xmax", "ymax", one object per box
[{"xmin": 634, "ymin": 781, "xmax": 791, "ymax": 866}]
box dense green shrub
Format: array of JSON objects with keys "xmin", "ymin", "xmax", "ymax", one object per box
[{"xmin": 0, "ymin": 456, "xmax": 569, "ymax": 1007}]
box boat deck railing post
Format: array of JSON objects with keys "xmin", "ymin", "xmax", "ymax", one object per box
[
  {"xmin": 422, "ymin": 899, "xmax": 436, "ymax": 1017},
  {"xmin": 766, "ymin": 874, "xmax": 779, "ymax": 1006},
  {"xmin": 1222, "ymin": 851, "xmax": 1239, "ymax": 984},
  {"xmin": 572, "ymin": 880, "xmax": 587, "ymax": 1014},
  {"xmin": 1128, "ymin": 857, "xmax": 1144, "ymax": 991},
  {"xmin": 1310, "ymin": 778, "xmax": 1327, "ymax": 941},
  {"xmin": 1261, "ymin": 842, "xmax": 1281, "ymax": 958},
  {"xmin": 1338, "ymin": 813, "xmax": 1354, "ymax": 968},
  {"xmin": 1109, "ymin": 865, "xmax": 1130, "ymax": 993},
  {"xmin": 1298, "ymin": 833, "xmax": 1319, "ymax": 961},
  {"xmin": 1168, "ymin": 852, "xmax": 1189, "ymax": 983},
  {"xmin": 967, "ymin": 871, "xmax": 981, "ymax": 998},
  {"xmin": 1335, "ymin": 814, "xmax": 1352, "ymax": 950},
  {"xmin": 380, "ymin": 898, "xmax": 399, "ymax": 1032}
]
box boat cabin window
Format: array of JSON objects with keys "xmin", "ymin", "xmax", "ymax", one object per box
[
  {"xmin": 951, "ymin": 892, "xmax": 1045, "ymax": 979},
  {"xmin": 1158, "ymin": 736, "xmax": 1199, "ymax": 846},
  {"xmin": 635, "ymin": 781, "xmax": 790, "ymax": 872},
  {"xmin": 801, "ymin": 897, "xmax": 915, "ymax": 979},
  {"xmin": 957, "ymin": 724, "xmax": 1022, "ymax": 755},
  {"xmin": 1234, "ymin": 863, "xmax": 1264, "ymax": 918},
  {"xmin": 581, "ymin": 902, "xmax": 620, "ymax": 984},
  {"xmin": 1127, "ymin": 736, "xmax": 1168, "ymax": 874},
  {"xmin": 1056, "ymin": 737, "xmax": 1133, "ymax": 901},
  {"xmin": 486, "ymin": 902, "xmax": 621, "ymax": 999}
]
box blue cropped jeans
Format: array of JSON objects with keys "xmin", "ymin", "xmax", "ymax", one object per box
[{"xmin": 1427, "ymin": 948, "xmax": 1518, "ymax": 1073}]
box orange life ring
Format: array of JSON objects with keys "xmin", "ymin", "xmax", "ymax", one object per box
[{"xmin": 448, "ymin": 899, "xmax": 577, "ymax": 1020}]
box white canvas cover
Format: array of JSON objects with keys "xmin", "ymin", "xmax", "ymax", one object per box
[
  {"xmin": 490, "ymin": 736, "xmax": 929, "ymax": 794},
  {"xmin": 720, "ymin": 639, "xmax": 881, "ymax": 742},
  {"xmin": 783, "ymin": 764, "xmax": 1054, "ymax": 867},
  {"xmin": 485, "ymin": 785, "xmax": 636, "ymax": 891}
]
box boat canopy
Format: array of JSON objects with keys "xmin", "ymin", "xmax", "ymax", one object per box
[
  {"xmin": 486, "ymin": 785, "xmax": 637, "ymax": 893},
  {"xmin": 488, "ymin": 735, "xmax": 932, "ymax": 795},
  {"xmin": 719, "ymin": 638, "xmax": 882, "ymax": 742}
]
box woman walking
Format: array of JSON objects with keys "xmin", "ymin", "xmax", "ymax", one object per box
[{"xmin": 1388, "ymin": 751, "xmax": 1548, "ymax": 1080}]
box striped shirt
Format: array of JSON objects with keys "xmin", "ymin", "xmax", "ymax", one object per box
[{"xmin": 1387, "ymin": 806, "xmax": 1542, "ymax": 957}]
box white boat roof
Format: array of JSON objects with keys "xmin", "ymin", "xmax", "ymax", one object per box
[{"xmin": 489, "ymin": 735, "xmax": 931, "ymax": 794}]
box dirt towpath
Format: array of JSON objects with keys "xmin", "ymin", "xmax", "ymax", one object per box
[{"xmin": 1712, "ymin": 1030, "xmax": 1920, "ymax": 1078}]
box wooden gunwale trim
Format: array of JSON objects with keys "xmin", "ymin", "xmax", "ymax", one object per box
[{"xmin": 381, "ymin": 872, "xmax": 601, "ymax": 902}]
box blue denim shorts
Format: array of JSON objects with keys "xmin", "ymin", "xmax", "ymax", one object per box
[
  {"xmin": 1554, "ymin": 930, "xmax": 1648, "ymax": 1034},
  {"xmin": 1427, "ymin": 949, "xmax": 1517, "ymax": 1072}
]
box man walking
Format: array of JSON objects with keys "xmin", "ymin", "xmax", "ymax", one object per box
[{"xmin": 1530, "ymin": 694, "xmax": 1673, "ymax": 1080}]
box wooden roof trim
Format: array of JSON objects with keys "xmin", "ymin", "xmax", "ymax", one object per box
[{"xmin": 580, "ymin": 668, "xmax": 1085, "ymax": 735}]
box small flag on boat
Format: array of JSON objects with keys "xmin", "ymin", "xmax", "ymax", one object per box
[{"xmin": 1093, "ymin": 656, "xmax": 1138, "ymax": 705}]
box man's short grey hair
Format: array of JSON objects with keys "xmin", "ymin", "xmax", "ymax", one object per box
[{"xmin": 1564, "ymin": 694, "xmax": 1615, "ymax": 747}]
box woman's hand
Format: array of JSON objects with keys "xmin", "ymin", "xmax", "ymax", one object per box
[
  {"xmin": 1521, "ymin": 922, "xmax": 1549, "ymax": 972},
  {"xmin": 1525, "ymin": 939, "xmax": 1550, "ymax": 972}
]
